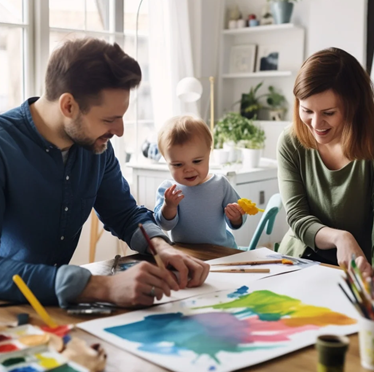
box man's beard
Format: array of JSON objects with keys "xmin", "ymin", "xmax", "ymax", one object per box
[{"xmin": 64, "ymin": 114, "xmax": 112, "ymax": 154}]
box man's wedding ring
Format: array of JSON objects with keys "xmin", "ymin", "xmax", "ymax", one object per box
[{"xmin": 149, "ymin": 286, "xmax": 156, "ymax": 297}]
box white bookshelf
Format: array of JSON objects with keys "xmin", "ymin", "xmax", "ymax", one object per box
[{"xmin": 217, "ymin": 3, "xmax": 305, "ymax": 122}]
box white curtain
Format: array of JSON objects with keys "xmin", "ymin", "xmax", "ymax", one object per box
[{"xmin": 148, "ymin": 0, "xmax": 199, "ymax": 130}]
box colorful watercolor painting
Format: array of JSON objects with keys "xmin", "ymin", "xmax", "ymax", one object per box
[{"xmin": 78, "ymin": 265, "xmax": 359, "ymax": 372}]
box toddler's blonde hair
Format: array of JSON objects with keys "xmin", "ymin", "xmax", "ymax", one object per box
[{"xmin": 158, "ymin": 115, "xmax": 212, "ymax": 156}]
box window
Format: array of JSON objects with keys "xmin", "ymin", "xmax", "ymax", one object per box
[
  {"xmin": 0, "ymin": 0, "xmax": 28, "ymax": 112},
  {"xmin": 0, "ymin": 0, "xmax": 152, "ymax": 173}
]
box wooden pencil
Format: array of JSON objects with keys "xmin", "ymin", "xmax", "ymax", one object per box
[
  {"xmin": 138, "ymin": 223, "xmax": 166, "ymax": 270},
  {"xmin": 212, "ymin": 259, "xmax": 294, "ymax": 266},
  {"xmin": 210, "ymin": 268, "xmax": 270, "ymax": 273}
]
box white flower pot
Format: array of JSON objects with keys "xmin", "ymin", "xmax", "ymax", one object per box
[
  {"xmin": 223, "ymin": 142, "xmax": 237, "ymax": 162},
  {"xmin": 241, "ymin": 148, "xmax": 262, "ymax": 169},
  {"xmin": 213, "ymin": 149, "xmax": 229, "ymax": 165}
]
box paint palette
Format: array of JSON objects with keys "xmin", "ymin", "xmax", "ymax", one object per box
[
  {"xmin": 0, "ymin": 325, "xmax": 51, "ymax": 355},
  {"xmin": 0, "ymin": 345, "xmax": 88, "ymax": 372}
]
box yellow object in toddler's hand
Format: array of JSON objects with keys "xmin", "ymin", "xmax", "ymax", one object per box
[{"xmin": 238, "ymin": 198, "xmax": 265, "ymax": 215}]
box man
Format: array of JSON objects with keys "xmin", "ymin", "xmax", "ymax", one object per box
[{"xmin": 0, "ymin": 38, "xmax": 209, "ymax": 307}]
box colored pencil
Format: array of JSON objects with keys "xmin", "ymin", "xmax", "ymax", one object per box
[
  {"xmin": 13, "ymin": 274, "xmax": 58, "ymax": 328},
  {"xmin": 138, "ymin": 223, "xmax": 166, "ymax": 270},
  {"xmin": 212, "ymin": 259, "xmax": 294, "ymax": 266},
  {"xmin": 210, "ymin": 268, "xmax": 270, "ymax": 273},
  {"xmin": 338, "ymin": 282, "xmax": 365, "ymax": 317}
]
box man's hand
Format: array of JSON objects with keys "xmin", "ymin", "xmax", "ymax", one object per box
[
  {"xmin": 77, "ymin": 261, "xmax": 176, "ymax": 308},
  {"xmin": 225, "ymin": 203, "xmax": 245, "ymax": 227},
  {"xmin": 151, "ymin": 237, "xmax": 210, "ymax": 289}
]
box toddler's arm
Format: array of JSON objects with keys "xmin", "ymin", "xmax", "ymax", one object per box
[{"xmin": 162, "ymin": 184, "xmax": 184, "ymax": 220}]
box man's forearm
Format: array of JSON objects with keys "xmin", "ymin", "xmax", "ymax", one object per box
[{"xmin": 75, "ymin": 275, "xmax": 113, "ymax": 303}]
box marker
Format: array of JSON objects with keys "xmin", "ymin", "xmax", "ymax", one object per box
[{"xmin": 13, "ymin": 275, "xmax": 58, "ymax": 328}]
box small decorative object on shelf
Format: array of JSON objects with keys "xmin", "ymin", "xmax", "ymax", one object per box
[
  {"xmin": 227, "ymin": 4, "xmax": 242, "ymax": 29},
  {"xmin": 267, "ymin": 0, "xmax": 301, "ymax": 25},
  {"xmin": 248, "ymin": 14, "xmax": 259, "ymax": 27},
  {"xmin": 260, "ymin": 3, "xmax": 274, "ymax": 25},
  {"xmin": 265, "ymin": 85, "xmax": 287, "ymax": 121}
]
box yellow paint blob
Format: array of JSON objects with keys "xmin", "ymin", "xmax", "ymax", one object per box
[{"xmin": 35, "ymin": 353, "xmax": 61, "ymax": 369}]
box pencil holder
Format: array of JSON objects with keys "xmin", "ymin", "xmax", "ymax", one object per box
[
  {"xmin": 358, "ymin": 316, "xmax": 374, "ymax": 370},
  {"xmin": 316, "ymin": 334, "xmax": 349, "ymax": 372}
]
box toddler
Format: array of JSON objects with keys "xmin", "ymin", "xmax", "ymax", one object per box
[{"xmin": 154, "ymin": 115, "xmax": 246, "ymax": 248}]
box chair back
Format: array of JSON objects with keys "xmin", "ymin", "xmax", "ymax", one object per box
[{"xmin": 247, "ymin": 193, "xmax": 283, "ymax": 251}]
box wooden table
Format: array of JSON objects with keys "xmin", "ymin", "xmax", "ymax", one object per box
[{"xmin": 1, "ymin": 244, "xmax": 364, "ymax": 372}]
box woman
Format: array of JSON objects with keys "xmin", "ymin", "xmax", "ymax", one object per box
[{"xmin": 277, "ymin": 47, "xmax": 374, "ymax": 276}]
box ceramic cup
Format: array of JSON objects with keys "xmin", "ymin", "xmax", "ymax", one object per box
[
  {"xmin": 316, "ymin": 334, "xmax": 349, "ymax": 372},
  {"xmin": 359, "ymin": 316, "xmax": 374, "ymax": 370}
]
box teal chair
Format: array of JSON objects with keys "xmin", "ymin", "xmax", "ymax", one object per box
[{"xmin": 243, "ymin": 193, "xmax": 283, "ymax": 251}]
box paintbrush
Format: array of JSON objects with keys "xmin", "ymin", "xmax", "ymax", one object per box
[
  {"xmin": 211, "ymin": 259, "xmax": 294, "ymax": 266},
  {"xmin": 138, "ymin": 223, "xmax": 166, "ymax": 270},
  {"xmin": 210, "ymin": 268, "xmax": 270, "ymax": 273}
]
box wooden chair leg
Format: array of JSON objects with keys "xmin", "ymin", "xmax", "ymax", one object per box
[{"xmin": 89, "ymin": 210, "xmax": 99, "ymax": 263}]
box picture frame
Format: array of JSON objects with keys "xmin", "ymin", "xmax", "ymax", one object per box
[
  {"xmin": 229, "ymin": 44, "xmax": 257, "ymax": 74},
  {"xmin": 256, "ymin": 45, "xmax": 279, "ymax": 72}
]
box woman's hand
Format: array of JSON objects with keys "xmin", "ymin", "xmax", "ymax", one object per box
[{"xmin": 334, "ymin": 231, "xmax": 373, "ymax": 276}]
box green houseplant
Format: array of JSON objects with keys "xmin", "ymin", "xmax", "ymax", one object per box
[
  {"xmin": 235, "ymin": 82, "xmax": 267, "ymax": 120},
  {"xmin": 215, "ymin": 112, "xmax": 266, "ymax": 148}
]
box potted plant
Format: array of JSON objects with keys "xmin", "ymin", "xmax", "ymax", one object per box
[
  {"xmin": 235, "ymin": 82, "xmax": 267, "ymax": 120},
  {"xmin": 234, "ymin": 116, "xmax": 266, "ymax": 169},
  {"xmin": 265, "ymin": 85, "xmax": 287, "ymax": 121},
  {"xmin": 267, "ymin": 0, "xmax": 300, "ymax": 24},
  {"xmin": 212, "ymin": 127, "xmax": 229, "ymax": 164},
  {"xmin": 216, "ymin": 112, "xmax": 266, "ymax": 168},
  {"xmin": 214, "ymin": 112, "xmax": 242, "ymax": 162}
]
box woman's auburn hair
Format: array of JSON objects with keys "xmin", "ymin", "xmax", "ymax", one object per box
[{"xmin": 292, "ymin": 47, "xmax": 374, "ymax": 161}]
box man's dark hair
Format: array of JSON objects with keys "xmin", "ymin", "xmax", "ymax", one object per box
[{"xmin": 45, "ymin": 37, "xmax": 141, "ymax": 113}]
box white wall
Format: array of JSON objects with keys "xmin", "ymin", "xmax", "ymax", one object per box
[{"xmin": 292, "ymin": 0, "xmax": 367, "ymax": 63}]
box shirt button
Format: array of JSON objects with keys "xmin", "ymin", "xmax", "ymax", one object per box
[
  {"xmin": 66, "ymin": 176, "xmax": 69, "ymax": 180},
  {"xmin": 60, "ymin": 236, "xmax": 64, "ymax": 240},
  {"xmin": 64, "ymin": 207, "xmax": 68, "ymax": 211},
  {"xmin": 45, "ymin": 149, "xmax": 49, "ymax": 153}
]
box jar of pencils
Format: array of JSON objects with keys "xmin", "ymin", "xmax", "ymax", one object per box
[{"xmin": 358, "ymin": 316, "xmax": 374, "ymax": 370}]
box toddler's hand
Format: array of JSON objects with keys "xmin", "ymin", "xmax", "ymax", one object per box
[
  {"xmin": 225, "ymin": 203, "xmax": 245, "ymax": 226},
  {"xmin": 164, "ymin": 184, "xmax": 184, "ymax": 208}
]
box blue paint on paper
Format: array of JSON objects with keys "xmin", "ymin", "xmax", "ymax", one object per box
[
  {"xmin": 9, "ymin": 366, "xmax": 39, "ymax": 372},
  {"xmin": 227, "ymin": 286, "xmax": 249, "ymax": 298}
]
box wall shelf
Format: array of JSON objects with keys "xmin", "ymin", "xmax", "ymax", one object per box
[
  {"xmin": 222, "ymin": 23, "xmax": 302, "ymax": 35},
  {"xmin": 222, "ymin": 71, "xmax": 293, "ymax": 79}
]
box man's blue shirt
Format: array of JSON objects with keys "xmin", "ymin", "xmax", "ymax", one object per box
[{"xmin": 0, "ymin": 98, "xmax": 166, "ymax": 305}]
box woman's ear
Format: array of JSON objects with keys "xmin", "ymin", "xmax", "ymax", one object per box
[{"xmin": 59, "ymin": 93, "xmax": 79, "ymax": 119}]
